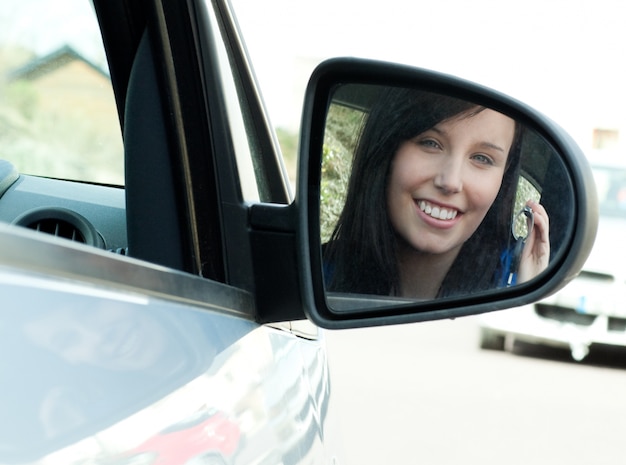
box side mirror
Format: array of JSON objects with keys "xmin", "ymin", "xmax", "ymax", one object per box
[{"xmin": 297, "ymin": 58, "xmax": 598, "ymax": 329}]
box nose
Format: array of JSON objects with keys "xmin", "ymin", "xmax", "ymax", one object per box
[{"xmin": 434, "ymin": 157, "xmax": 463, "ymax": 194}]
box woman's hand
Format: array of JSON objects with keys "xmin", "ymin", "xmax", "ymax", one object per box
[{"xmin": 517, "ymin": 200, "xmax": 550, "ymax": 283}]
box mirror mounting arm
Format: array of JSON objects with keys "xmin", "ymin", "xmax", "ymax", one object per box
[{"xmin": 249, "ymin": 203, "xmax": 306, "ymax": 323}]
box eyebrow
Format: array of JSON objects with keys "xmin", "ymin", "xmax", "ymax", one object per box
[{"xmin": 478, "ymin": 141, "xmax": 507, "ymax": 154}]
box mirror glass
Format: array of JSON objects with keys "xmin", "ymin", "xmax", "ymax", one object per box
[{"xmin": 320, "ymin": 84, "xmax": 574, "ymax": 309}]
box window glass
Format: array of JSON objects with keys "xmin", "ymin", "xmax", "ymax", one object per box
[
  {"xmin": 205, "ymin": 0, "xmax": 295, "ymax": 203},
  {"xmin": 0, "ymin": 0, "xmax": 123, "ymax": 185},
  {"xmin": 204, "ymin": 1, "xmax": 260, "ymax": 202},
  {"xmin": 209, "ymin": 8, "xmax": 260, "ymax": 201}
]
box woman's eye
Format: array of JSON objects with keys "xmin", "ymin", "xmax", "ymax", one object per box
[
  {"xmin": 418, "ymin": 139, "xmax": 441, "ymax": 150},
  {"xmin": 471, "ymin": 153, "xmax": 495, "ymax": 165}
]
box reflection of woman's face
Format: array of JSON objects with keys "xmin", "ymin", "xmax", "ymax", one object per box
[
  {"xmin": 24, "ymin": 302, "xmax": 168, "ymax": 371},
  {"xmin": 386, "ymin": 108, "xmax": 515, "ymax": 259}
]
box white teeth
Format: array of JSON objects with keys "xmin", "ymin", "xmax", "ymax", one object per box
[{"xmin": 418, "ymin": 200, "xmax": 458, "ymax": 220}]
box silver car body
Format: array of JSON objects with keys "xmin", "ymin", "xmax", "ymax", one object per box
[{"xmin": 0, "ymin": 226, "xmax": 333, "ymax": 465}]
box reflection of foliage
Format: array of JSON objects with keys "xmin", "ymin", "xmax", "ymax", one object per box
[
  {"xmin": 320, "ymin": 104, "xmax": 365, "ymax": 242},
  {"xmin": 512, "ymin": 129, "xmax": 548, "ymax": 238},
  {"xmin": 321, "ymin": 145, "xmax": 351, "ymax": 243},
  {"xmin": 325, "ymin": 104, "xmax": 364, "ymax": 153},
  {"xmin": 513, "ymin": 175, "xmax": 541, "ymax": 239}
]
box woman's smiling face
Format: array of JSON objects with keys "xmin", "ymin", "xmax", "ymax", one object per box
[{"xmin": 386, "ymin": 108, "xmax": 515, "ymax": 259}]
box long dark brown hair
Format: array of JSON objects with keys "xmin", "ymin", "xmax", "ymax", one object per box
[{"xmin": 324, "ymin": 87, "xmax": 523, "ymax": 297}]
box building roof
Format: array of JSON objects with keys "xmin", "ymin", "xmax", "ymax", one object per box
[{"xmin": 8, "ymin": 45, "xmax": 108, "ymax": 81}]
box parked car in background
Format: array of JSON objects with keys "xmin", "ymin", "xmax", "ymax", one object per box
[{"xmin": 480, "ymin": 157, "xmax": 626, "ymax": 361}]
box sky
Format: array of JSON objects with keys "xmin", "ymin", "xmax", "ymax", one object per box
[
  {"xmin": 0, "ymin": 1, "xmax": 103, "ymax": 62},
  {"xmin": 229, "ymin": 0, "xmax": 626, "ymax": 156}
]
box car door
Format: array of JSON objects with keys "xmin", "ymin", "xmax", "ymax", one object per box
[{"xmin": 0, "ymin": 0, "xmax": 333, "ymax": 464}]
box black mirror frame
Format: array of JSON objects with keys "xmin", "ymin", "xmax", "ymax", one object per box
[{"xmin": 297, "ymin": 57, "xmax": 598, "ymax": 329}]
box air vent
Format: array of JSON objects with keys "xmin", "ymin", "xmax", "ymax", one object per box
[
  {"xmin": 13, "ymin": 207, "xmax": 105, "ymax": 248},
  {"xmin": 28, "ymin": 218, "xmax": 86, "ymax": 243}
]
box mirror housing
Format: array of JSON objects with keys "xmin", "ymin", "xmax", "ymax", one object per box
[{"xmin": 296, "ymin": 58, "xmax": 598, "ymax": 329}]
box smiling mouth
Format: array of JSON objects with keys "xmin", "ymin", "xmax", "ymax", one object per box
[{"xmin": 417, "ymin": 200, "xmax": 459, "ymax": 220}]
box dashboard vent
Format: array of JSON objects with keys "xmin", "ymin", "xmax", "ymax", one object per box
[
  {"xmin": 13, "ymin": 207, "xmax": 104, "ymax": 248},
  {"xmin": 27, "ymin": 218, "xmax": 86, "ymax": 243}
]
